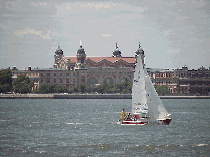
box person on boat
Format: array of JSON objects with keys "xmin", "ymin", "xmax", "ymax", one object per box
[
  {"xmin": 126, "ymin": 113, "xmax": 132, "ymax": 121},
  {"xmin": 120, "ymin": 109, "xmax": 126, "ymax": 120},
  {"xmin": 133, "ymin": 115, "xmax": 138, "ymax": 121}
]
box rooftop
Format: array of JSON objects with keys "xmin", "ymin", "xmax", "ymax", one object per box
[{"xmin": 65, "ymin": 56, "xmax": 135, "ymax": 64}]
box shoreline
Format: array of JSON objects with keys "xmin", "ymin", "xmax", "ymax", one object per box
[{"xmin": 0, "ymin": 94, "xmax": 210, "ymax": 99}]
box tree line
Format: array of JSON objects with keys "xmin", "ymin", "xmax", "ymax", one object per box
[
  {"xmin": 0, "ymin": 68, "xmax": 169, "ymax": 95},
  {"xmin": 33, "ymin": 81, "xmax": 132, "ymax": 94}
]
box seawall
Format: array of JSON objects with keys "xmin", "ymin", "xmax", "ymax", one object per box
[
  {"xmin": 53, "ymin": 94, "xmax": 131, "ymax": 99},
  {"xmin": 0, "ymin": 94, "xmax": 210, "ymax": 99},
  {"xmin": 0, "ymin": 94, "xmax": 54, "ymax": 99}
]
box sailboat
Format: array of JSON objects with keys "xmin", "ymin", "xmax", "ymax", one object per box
[{"xmin": 120, "ymin": 43, "xmax": 171, "ymax": 125}]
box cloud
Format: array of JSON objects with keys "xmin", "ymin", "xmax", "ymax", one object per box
[
  {"xmin": 80, "ymin": 3, "xmax": 113, "ymax": 9},
  {"xmin": 191, "ymin": 0, "xmax": 207, "ymax": 7},
  {"xmin": 102, "ymin": 34, "xmax": 111, "ymax": 37},
  {"xmin": 164, "ymin": 29, "xmax": 173, "ymax": 36},
  {"xmin": 66, "ymin": 5, "xmax": 71, "ymax": 10},
  {"xmin": 0, "ymin": 23, "xmax": 4, "ymax": 28},
  {"xmin": 29, "ymin": 2, "xmax": 47, "ymax": 7},
  {"xmin": 167, "ymin": 49, "xmax": 180, "ymax": 54},
  {"xmin": 40, "ymin": 3, "xmax": 47, "ymax": 6},
  {"xmin": 14, "ymin": 28, "xmax": 51, "ymax": 39}
]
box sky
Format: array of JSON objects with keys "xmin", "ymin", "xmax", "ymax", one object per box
[{"xmin": 0, "ymin": 0, "xmax": 210, "ymax": 70}]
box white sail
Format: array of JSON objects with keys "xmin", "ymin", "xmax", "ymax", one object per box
[
  {"xmin": 122, "ymin": 43, "xmax": 171, "ymax": 125},
  {"xmin": 144, "ymin": 67, "xmax": 168, "ymax": 121},
  {"xmin": 132, "ymin": 54, "xmax": 168, "ymax": 122},
  {"xmin": 131, "ymin": 55, "xmax": 147, "ymax": 115}
]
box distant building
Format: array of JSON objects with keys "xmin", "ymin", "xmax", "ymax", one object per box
[
  {"xmin": 148, "ymin": 66, "xmax": 210, "ymax": 95},
  {"xmin": 175, "ymin": 66, "xmax": 210, "ymax": 95},
  {"xmin": 12, "ymin": 42, "xmax": 136, "ymax": 90},
  {"xmin": 12, "ymin": 42, "xmax": 210, "ymax": 95}
]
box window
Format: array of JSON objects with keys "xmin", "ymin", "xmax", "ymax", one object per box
[
  {"xmin": 66, "ymin": 79, "xmax": 69, "ymax": 83},
  {"xmin": 54, "ymin": 79, "xmax": 56, "ymax": 83},
  {"xmin": 47, "ymin": 73, "xmax": 50, "ymax": 76},
  {"xmin": 40, "ymin": 73, "xmax": 43, "ymax": 77},
  {"xmin": 47, "ymin": 79, "xmax": 50, "ymax": 83},
  {"xmin": 60, "ymin": 73, "xmax": 62, "ymax": 77},
  {"xmin": 61, "ymin": 63, "xmax": 65, "ymax": 68},
  {"xmin": 54, "ymin": 73, "xmax": 56, "ymax": 76},
  {"xmin": 66, "ymin": 73, "xmax": 69, "ymax": 76},
  {"xmin": 60, "ymin": 79, "xmax": 62, "ymax": 83}
]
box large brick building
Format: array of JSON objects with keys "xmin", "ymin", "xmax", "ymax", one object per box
[
  {"xmin": 12, "ymin": 42, "xmax": 137, "ymax": 90},
  {"xmin": 148, "ymin": 66, "xmax": 210, "ymax": 95},
  {"xmin": 12, "ymin": 42, "xmax": 210, "ymax": 95}
]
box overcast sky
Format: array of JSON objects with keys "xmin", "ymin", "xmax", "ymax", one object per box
[{"xmin": 0, "ymin": 0, "xmax": 209, "ymax": 70}]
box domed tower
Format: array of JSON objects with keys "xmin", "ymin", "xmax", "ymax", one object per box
[
  {"xmin": 75, "ymin": 41, "xmax": 87, "ymax": 70},
  {"xmin": 135, "ymin": 42, "xmax": 145, "ymax": 67},
  {"xmin": 112, "ymin": 42, "xmax": 122, "ymax": 57},
  {"xmin": 54, "ymin": 44, "xmax": 64, "ymax": 68}
]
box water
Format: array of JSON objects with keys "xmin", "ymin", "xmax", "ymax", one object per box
[{"xmin": 0, "ymin": 99, "xmax": 209, "ymax": 156}]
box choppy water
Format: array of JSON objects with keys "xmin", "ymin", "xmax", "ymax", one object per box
[{"xmin": 0, "ymin": 99, "xmax": 210, "ymax": 156}]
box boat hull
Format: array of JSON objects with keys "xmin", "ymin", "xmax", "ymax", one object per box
[
  {"xmin": 157, "ymin": 118, "xmax": 172, "ymax": 125},
  {"xmin": 121, "ymin": 120, "xmax": 148, "ymax": 125}
]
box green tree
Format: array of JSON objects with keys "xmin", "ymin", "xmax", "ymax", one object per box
[
  {"xmin": 0, "ymin": 68, "xmax": 12, "ymax": 93},
  {"xmin": 121, "ymin": 81, "xmax": 132, "ymax": 93},
  {"xmin": 78, "ymin": 83, "xmax": 86, "ymax": 93},
  {"xmin": 55, "ymin": 85, "xmax": 67, "ymax": 93},
  {"xmin": 48, "ymin": 84, "xmax": 56, "ymax": 93},
  {"xmin": 67, "ymin": 87, "xmax": 74, "ymax": 94},
  {"xmin": 86, "ymin": 85, "xmax": 94, "ymax": 93},
  {"xmin": 154, "ymin": 85, "xmax": 170, "ymax": 95},
  {"xmin": 0, "ymin": 68, "xmax": 12, "ymax": 86},
  {"xmin": 38, "ymin": 84, "xmax": 49, "ymax": 94},
  {"xmin": 13, "ymin": 74, "xmax": 34, "ymax": 94},
  {"xmin": 115, "ymin": 83, "xmax": 123, "ymax": 93},
  {"xmin": 16, "ymin": 83, "xmax": 31, "ymax": 94},
  {"xmin": 95, "ymin": 84, "xmax": 107, "ymax": 94},
  {"xmin": 122, "ymin": 88, "xmax": 130, "ymax": 94},
  {"xmin": 0, "ymin": 84, "xmax": 11, "ymax": 93},
  {"xmin": 73, "ymin": 87, "xmax": 78, "ymax": 93},
  {"xmin": 104, "ymin": 84, "xmax": 114, "ymax": 93},
  {"xmin": 109, "ymin": 86, "xmax": 120, "ymax": 93}
]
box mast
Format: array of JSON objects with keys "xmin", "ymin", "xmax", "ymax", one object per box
[{"xmin": 80, "ymin": 40, "xmax": 82, "ymax": 47}]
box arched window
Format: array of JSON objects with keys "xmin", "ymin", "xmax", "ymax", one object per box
[
  {"xmin": 87, "ymin": 78, "xmax": 97, "ymax": 85},
  {"xmin": 104, "ymin": 77, "xmax": 114, "ymax": 84},
  {"xmin": 120, "ymin": 77, "xmax": 129, "ymax": 83}
]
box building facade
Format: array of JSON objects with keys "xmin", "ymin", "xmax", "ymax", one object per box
[
  {"xmin": 148, "ymin": 66, "xmax": 210, "ymax": 95},
  {"xmin": 12, "ymin": 42, "xmax": 210, "ymax": 95},
  {"xmin": 12, "ymin": 43, "xmax": 137, "ymax": 90}
]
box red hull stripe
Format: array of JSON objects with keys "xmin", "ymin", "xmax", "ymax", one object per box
[
  {"xmin": 122, "ymin": 121, "xmax": 148, "ymax": 125},
  {"xmin": 158, "ymin": 119, "xmax": 172, "ymax": 125}
]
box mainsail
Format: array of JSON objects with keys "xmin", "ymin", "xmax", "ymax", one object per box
[{"xmin": 131, "ymin": 54, "xmax": 147, "ymax": 115}]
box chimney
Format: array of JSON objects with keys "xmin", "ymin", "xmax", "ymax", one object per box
[{"xmin": 28, "ymin": 67, "xmax": 31, "ymax": 71}]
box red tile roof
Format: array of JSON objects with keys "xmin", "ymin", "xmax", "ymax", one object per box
[{"xmin": 65, "ymin": 57, "xmax": 135, "ymax": 64}]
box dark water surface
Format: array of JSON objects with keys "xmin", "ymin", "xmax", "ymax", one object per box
[{"xmin": 0, "ymin": 99, "xmax": 210, "ymax": 156}]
